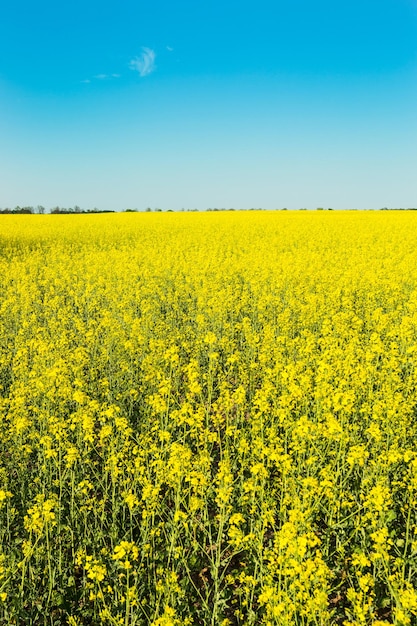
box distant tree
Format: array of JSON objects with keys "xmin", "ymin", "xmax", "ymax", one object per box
[
  {"xmin": 37, "ymin": 205, "xmax": 45, "ymax": 214},
  {"xmin": 12, "ymin": 206, "xmax": 33, "ymax": 214}
]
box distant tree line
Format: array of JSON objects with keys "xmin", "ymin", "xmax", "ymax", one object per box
[
  {"xmin": 1, "ymin": 206, "xmax": 417, "ymax": 214},
  {"xmin": 0, "ymin": 206, "xmax": 115, "ymax": 214},
  {"xmin": 50, "ymin": 206, "xmax": 115, "ymax": 214},
  {"xmin": 0, "ymin": 206, "xmax": 36, "ymax": 214}
]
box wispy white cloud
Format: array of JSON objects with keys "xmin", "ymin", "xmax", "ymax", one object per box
[
  {"xmin": 166, "ymin": 46, "xmax": 174, "ymax": 52},
  {"xmin": 82, "ymin": 74, "xmax": 120, "ymax": 83},
  {"xmin": 129, "ymin": 47, "xmax": 156, "ymax": 77}
]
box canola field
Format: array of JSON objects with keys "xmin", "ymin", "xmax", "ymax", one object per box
[{"xmin": 1, "ymin": 211, "xmax": 417, "ymax": 626}]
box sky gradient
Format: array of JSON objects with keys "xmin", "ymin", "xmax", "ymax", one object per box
[{"xmin": 1, "ymin": 0, "xmax": 416, "ymax": 211}]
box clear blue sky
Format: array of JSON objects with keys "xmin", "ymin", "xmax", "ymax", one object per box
[{"xmin": 1, "ymin": 0, "xmax": 416, "ymax": 210}]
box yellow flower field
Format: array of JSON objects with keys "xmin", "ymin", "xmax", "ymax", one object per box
[{"xmin": 1, "ymin": 211, "xmax": 417, "ymax": 625}]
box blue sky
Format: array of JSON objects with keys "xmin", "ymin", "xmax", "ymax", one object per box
[{"xmin": 1, "ymin": 0, "xmax": 416, "ymax": 210}]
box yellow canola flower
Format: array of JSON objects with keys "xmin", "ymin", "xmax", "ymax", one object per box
[
  {"xmin": 122, "ymin": 491, "xmax": 140, "ymax": 510},
  {"xmin": 112, "ymin": 541, "xmax": 139, "ymax": 566},
  {"xmin": 76, "ymin": 550, "xmax": 107, "ymax": 582},
  {"xmin": 0, "ymin": 490, "xmax": 12, "ymax": 506},
  {"xmin": 85, "ymin": 558, "xmax": 107, "ymax": 582},
  {"xmin": 24, "ymin": 494, "xmax": 57, "ymax": 534},
  {"xmin": 151, "ymin": 605, "xmax": 189, "ymax": 626}
]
